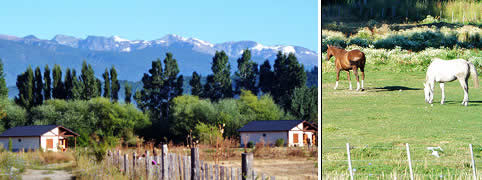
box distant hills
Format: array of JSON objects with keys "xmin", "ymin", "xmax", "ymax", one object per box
[{"xmin": 0, "ymin": 33, "xmax": 317, "ymax": 87}]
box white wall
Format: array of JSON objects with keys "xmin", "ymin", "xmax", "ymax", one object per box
[
  {"xmin": 40, "ymin": 127, "xmax": 63, "ymax": 152},
  {"xmin": 0, "ymin": 137, "xmax": 40, "ymax": 151},
  {"xmin": 240, "ymin": 131, "xmax": 288, "ymax": 146},
  {"xmin": 288, "ymin": 124, "xmax": 315, "ymax": 147}
]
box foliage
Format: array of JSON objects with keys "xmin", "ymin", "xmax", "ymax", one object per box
[
  {"xmin": 235, "ymin": 49, "xmax": 259, "ymax": 95},
  {"xmin": 290, "ymin": 86, "xmax": 318, "ymax": 122},
  {"xmin": 247, "ymin": 141, "xmax": 254, "ymax": 148},
  {"xmin": 102, "ymin": 68, "xmax": 111, "ymax": 99},
  {"xmin": 194, "ymin": 122, "xmax": 222, "ymax": 146},
  {"xmin": 189, "ymin": 71, "xmax": 203, "ymax": 96},
  {"xmin": 43, "ymin": 65, "xmax": 51, "ymax": 100},
  {"xmin": 52, "ymin": 64, "xmax": 65, "ymax": 99},
  {"xmin": 1, "ymin": 99, "xmax": 27, "ymax": 130},
  {"xmin": 124, "ymin": 82, "xmax": 132, "ymax": 104},
  {"xmin": 275, "ymin": 138, "xmax": 285, "ymax": 147},
  {"xmin": 0, "ymin": 59, "xmax": 8, "ymax": 98},
  {"xmin": 7, "ymin": 138, "xmax": 12, "ymax": 152},
  {"xmin": 259, "ymin": 60, "xmax": 274, "ymax": 94},
  {"xmin": 205, "ymin": 51, "xmax": 233, "ymax": 101},
  {"xmin": 15, "ymin": 66, "xmax": 34, "ymax": 110},
  {"xmin": 110, "ymin": 66, "xmax": 120, "ymax": 102},
  {"xmin": 272, "ymin": 52, "xmax": 307, "ymax": 111},
  {"xmin": 33, "ymin": 67, "xmax": 43, "ymax": 106},
  {"xmin": 80, "ymin": 60, "xmax": 98, "ymax": 100},
  {"xmin": 137, "ymin": 53, "xmax": 183, "ymax": 140}
]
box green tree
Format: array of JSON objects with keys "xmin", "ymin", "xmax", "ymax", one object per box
[
  {"xmin": 290, "ymin": 86, "xmax": 318, "ymax": 122},
  {"xmin": 189, "ymin": 71, "xmax": 203, "ymax": 96},
  {"xmin": 52, "ymin": 64, "xmax": 65, "ymax": 99},
  {"xmin": 15, "ymin": 66, "xmax": 34, "ymax": 110},
  {"xmin": 110, "ymin": 66, "xmax": 120, "ymax": 102},
  {"xmin": 235, "ymin": 49, "xmax": 259, "ymax": 95},
  {"xmin": 259, "ymin": 60, "xmax": 274, "ymax": 94},
  {"xmin": 80, "ymin": 61, "xmax": 97, "ymax": 100},
  {"xmin": 102, "ymin": 68, "xmax": 111, "ymax": 99},
  {"xmin": 71, "ymin": 69, "xmax": 82, "ymax": 100},
  {"xmin": 64, "ymin": 68, "xmax": 73, "ymax": 100},
  {"xmin": 0, "ymin": 59, "xmax": 8, "ymax": 98},
  {"xmin": 33, "ymin": 67, "xmax": 43, "ymax": 106},
  {"xmin": 124, "ymin": 82, "xmax": 132, "ymax": 104},
  {"xmin": 201, "ymin": 75, "xmax": 218, "ymax": 100},
  {"xmin": 137, "ymin": 53, "xmax": 183, "ymax": 140},
  {"xmin": 209, "ymin": 51, "xmax": 233, "ymax": 101},
  {"xmin": 96, "ymin": 78, "xmax": 102, "ymax": 97},
  {"xmin": 272, "ymin": 52, "xmax": 307, "ymax": 110},
  {"xmin": 43, "ymin": 65, "xmax": 51, "ymax": 100}
]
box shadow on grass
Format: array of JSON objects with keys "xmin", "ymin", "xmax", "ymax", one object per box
[
  {"xmin": 438, "ymin": 101, "xmax": 482, "ymax": 106},
  {"xmin": 369, "ymin": 86, "xmax": 422, "ymax": 92}
]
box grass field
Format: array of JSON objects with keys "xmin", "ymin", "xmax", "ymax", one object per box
[{"xmin": 322, "ymin": 70, "xmax": 482, "ymax": 178}]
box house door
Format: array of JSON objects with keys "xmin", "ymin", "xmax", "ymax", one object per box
[{"xmin": 46, "ymin": 139, "xmax": 53, "ymax": 149}]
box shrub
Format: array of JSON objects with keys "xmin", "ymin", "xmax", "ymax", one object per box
[
  {"xmin": 247, "ymin": 141, "xmax": 254, "ymax": 148},
  {"xmin": 194, "ymin": 122, "xmax": 222, "ymax": 146},
  {"xmin": 348, "ymin": 38, "xmax": 371, "ymax": 48},
  {"xmin": 275, "ymin": 138, "xmax": 285, "ymax": 147}
]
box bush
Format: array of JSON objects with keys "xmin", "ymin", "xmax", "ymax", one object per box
[
  {"xmin": 275, "ymin": 139, "xmax": 285, "ymax": 147},
  {"xmin": 247, "ymin": 141, "xmax": 254, "ymax": 148},
  {"xmin": 194, "ymin": 122, "xmax": 222, "ymax": 146}
]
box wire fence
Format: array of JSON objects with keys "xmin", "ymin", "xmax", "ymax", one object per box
[{"xmin": 322, "ymin": 143, "xmax": 482, "ymax": 179}]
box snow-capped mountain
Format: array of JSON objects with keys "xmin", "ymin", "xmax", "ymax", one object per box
[{"xmin": 0, "ymin": 33, "xmax": 317, "ymax": 86}]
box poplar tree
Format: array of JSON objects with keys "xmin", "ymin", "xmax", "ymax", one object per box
[
  {"xmin": 259, "ymin": 60, "xmax": 274, "ymax": 94},
  {"xmin": 15, "ymin": 66, "xmax": 34, "ymax": 110},
  {"xmin": 110, "ymin": 66, "xmax": 120, "ymax": 102},
  {"xmin": 0, "ymin": 59, "xmax": 8, "ymax": 98},
  {"xmin": 33, "ymin": 67, "xmax": 43, "ymax": 105},
  {"xmin": 43, "ymin": 65, "xmax": 51, "ymax": 100},
  {"xmin": 64, "ymin": 68, "xmax": 74, "ymax": 100},
  {"xmin": 189, "ymin": 71, "xmax": 202, "ymax": 96},
  {"xmin": 96, "ymin": 78, "xmax": 102, "ymax": 97},
  {"xmin": 102, "ymin": 68, "xmax": 111, "ymax": 99},
  {"xmin": 124, "ymin": 82, "xmax": 132, "ymax": 104},
  {"xmin": 272, "ymin": 52, "xmax": 307, "ymax": 110},
  {"xmin": 209, "ymin": 51, "xmax": 232, "ymax": 101},
  {"xmin": 52, "ymin": 64, "xmax": 65, "ymax": 99},
  {"xmin": 80, "ymin": 61, "xmax": 97, "ymax": 100},
  {"xmin": 71, "ymin": 69, "xmax": 82, "ymax": 100},
  {"xmin": 235, "ymin": 49, "xmax": 259, "ymax": 95}
]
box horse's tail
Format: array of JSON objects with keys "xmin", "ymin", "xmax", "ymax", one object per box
[{"xmin": 468, "ymin": 62, "xmax": 479, "ymax": 88}]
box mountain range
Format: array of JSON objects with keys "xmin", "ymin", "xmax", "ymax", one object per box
[{"xmin": 0, "ymin": 34, "xmax": 318, "ymax": 86}]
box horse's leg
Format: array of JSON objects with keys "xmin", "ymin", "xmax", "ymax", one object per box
[
  {"xmin": 360, "ymin": 67, "xmax": 365, "ymax": 90},
  {"xmin": 458, "ymin": 78, "xmax": 469, "ymax": 106},
  {"xmin": 347, "ymin": 71, "xmax": 352, "ymax": 90},
  {"xmin": 334, "ymin": 68, "xmax": 341, "ymax": 90},
  {"xmin": 439, "ymin": 83, "xmax": 445, "ymax": 104},
  {"xmin": 353, "ymin": 67, "xmax": 360, "ymax": 91}
]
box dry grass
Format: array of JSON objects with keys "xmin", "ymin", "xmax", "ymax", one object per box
[{"xmin": 39, "ymin": 151, "xmax": 74, "ymax": 164}]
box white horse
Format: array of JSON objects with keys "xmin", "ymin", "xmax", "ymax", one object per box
[{"xmin": 424, "ymin": 58, "xmax": 479, "ymax": 106}]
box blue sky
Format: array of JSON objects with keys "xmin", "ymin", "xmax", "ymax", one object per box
[{"xmin": 0, "ymin": 0, "xmax": 317, "ymax": 51}]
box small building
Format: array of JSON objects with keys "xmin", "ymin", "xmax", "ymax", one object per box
[
  {"xmin": 0, "ymin": 125, "xmax": 79, "ymax": 152},
  {"xmin": 238, "ymin": 120, "xmax": 317, "ymax": 147}
]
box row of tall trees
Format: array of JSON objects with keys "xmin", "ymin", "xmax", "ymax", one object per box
[
  {"xmin": 14, "ymin": 61, "xmax": 129, "ymax": 111},
  {"xmin": 189, "ymin": 50, "xmax": 309, "ymax": 117}
]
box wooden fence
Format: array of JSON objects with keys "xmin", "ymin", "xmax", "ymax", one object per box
[{"xmin": 106, "ymin": 145, "xmax": 276, "ymax": 180}]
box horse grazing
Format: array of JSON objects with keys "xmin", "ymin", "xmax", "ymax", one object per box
[
  {"xmin": 325, "ymin": 45, "xmax": 366, "ymax": 91},
  {"xmin": 424, "ymin": 58, "xmax": 479, "ymax": 106}
]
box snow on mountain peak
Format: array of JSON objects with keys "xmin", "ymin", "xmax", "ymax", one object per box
[{"xmin": 113, "ymin": 36, "xmax": 130, "ymax": 42}]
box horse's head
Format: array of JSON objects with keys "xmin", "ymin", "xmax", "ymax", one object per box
[
  {"xmin": 325, "ymin": 45, "xmax": 334, "ymax": 61},
  {"xmin": 423, "ymin": 82, "xmax": 433, "ymax": 104}
]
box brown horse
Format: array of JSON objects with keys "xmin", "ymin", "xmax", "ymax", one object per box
[{"xmin": 325, "ymin": 45, "xmax": 366, "ymax": 91}]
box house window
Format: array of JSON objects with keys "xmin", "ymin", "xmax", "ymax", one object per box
[
  {"xmin": 293, "ymin": 133, "xmax": 299, "ymax": 143},
  {"xmin": 18, "ymin": 139, "xmax": 21, "ymax": 142},
  {"xmin": 263, "ymin": 133, "xmax": 266, "ymax": 137}
]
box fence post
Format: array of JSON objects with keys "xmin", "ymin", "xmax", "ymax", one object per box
[
  {"xmin": 118, "ymin": 150, "xmax": 122, "ymax": 169},
  {"xmin": 191, "ymin": 147, "xmax": 200, "ymax": 180},
  {"xmin": 406, "ymin": 143, "xmax": 414, "ymax": 180},
  {"xmin": 231, "ymin": 167, "xmax": 235, "ymax": 180},
  {"xmin": 124, "ymin": 153, "xmax": 129, "ymax": 175},
  {"xmin": 470, "ymin": 144, "xmax": 477, "ymax": 180},
  {"xmin": 346, "ymin": 143, "xmax": 354, "ymax": 180},
  {"xmin": 215, "ymin": 165, "xmax": 219, "ymax": 180},
  {"xmin": 220, "ymin": 166, "xmax": 225, "ymax": 180},
  {"xmin": 162, "ymin": 144, "xmax": 168, "ymax": 180},
  {"xmin": 242, "ymin": 153, "xmax": 253, "ymax": 180},
  {"xmin": 145, "ymin": 150, "xmax": 150, "ymax": 179},
  {"xmin": 133, "ymin": 152, "xmax": 137, "ymax": 178}
]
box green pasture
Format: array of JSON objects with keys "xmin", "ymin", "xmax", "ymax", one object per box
[{"xmin": 322, "ymin": 70, "xmax": 482, "ymax": 178}]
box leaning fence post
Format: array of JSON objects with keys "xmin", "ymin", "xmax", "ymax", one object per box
[
  {"xmin": 117, "ymin": 150, "xmax": 122, "ymax": 169},
  {"xmin": 145, "ymin": 150, "xmax": 150, "ymax": 179},
  {"xmin": 346, "ymin": 143, "xmax": 354, "ymax": 180},
  {"xmin": 162, "ymin": 144, "xmax": 168, "ymax": 180},
  {"xmin": 191, "ymin": 147, "xmax": 200, "ymax": 180},
  {"xmin": 242, "ymin": 152, "xmax": 253, "ymax": 180},
  {"xmin": 470, "ymin": 144, "xmax": 477, "ymax": 180},
  {"xmin": 124, "ymin": 153, "xmax": 129, "ymax": 175},
  {"xmin": 406, "ymin": 143, "xmax": 414, "ymax": 180}
]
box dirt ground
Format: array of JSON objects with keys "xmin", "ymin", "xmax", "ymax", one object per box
[
  {"xmin": 22, "ymin": 169, "xmax": 73, "ymax": 180},
  {"xmin": 205, "ymin": 157, "xmax": 318, "ymax": 180}
]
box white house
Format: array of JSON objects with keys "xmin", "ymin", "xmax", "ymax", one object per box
[
  {"xmin": 238, "ymin": 120, "xmax": 317, "ymax": 147},
  {"xmin": 0, "ymin": 125, "xmax": 79, "ymax": 152}
]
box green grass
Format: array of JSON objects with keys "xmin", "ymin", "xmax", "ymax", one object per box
[{"xmin": 322, "ymin": 71, "xmax": 482, "ymax": 178}]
